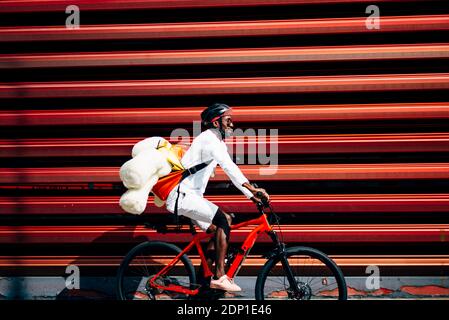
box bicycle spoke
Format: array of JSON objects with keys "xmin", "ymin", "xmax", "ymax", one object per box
[
  {"xmin": 118, "ymin": 242, "xmax": 196, "ymax": 300},
  {"xmin": 265, "ymin": 276, "xmax": 289, "ymax": 286},
  {"xmin": 259, "ymin": 248, "xmax": 346, "ymax": 300},
  {"xmin": 140, "ymin": 254, "xmax": 151, "ymax": 277}
]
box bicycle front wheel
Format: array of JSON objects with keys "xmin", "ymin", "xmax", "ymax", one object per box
[
  {"xmin": 117, "ymin": 241, "xmax": 196, "ymax": 300},
  {"xmin": 255, "ymin": 246, "xmax": 347, "ymax": 300}
]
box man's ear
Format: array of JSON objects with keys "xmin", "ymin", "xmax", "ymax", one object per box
[{"xmin": 212, "ymin": 120, "xmax": 219, "ymax": 128}]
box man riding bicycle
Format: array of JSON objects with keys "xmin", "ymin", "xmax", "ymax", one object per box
[{"xmin": 165, "ymin": 103, "xmax": 270, "ymax": 292}]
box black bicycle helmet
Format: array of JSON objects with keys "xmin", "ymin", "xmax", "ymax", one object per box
[
  {"xmin": 201, "ymin": 103, "xmax": 231, "ymax": 124},
  {"xmin": 201, "ymin": 103, "xmax": 232, "ymax": 138}
]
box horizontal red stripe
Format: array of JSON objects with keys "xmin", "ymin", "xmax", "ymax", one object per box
[
  {"xmin": 1, "ymin": 133, "xmax": 448, "ymax": 158},
  {"xmin": 1, "ymin": 102, "xmax": 449, "ymax": 126},
  {"xmin": 0, "ymin": 224, "xmax": 447, "ymax": 243},
  {"xmin": 0, "ymin": 255, "xmax": 447, "ymax": 267},
  {"xmin": 2, "ymin": 43, "xmax": 449, "ymax": 69},
  {"xmin": 1, "ymin": 73, "xmax": 449, "ymax": 98},
  {"xmin": 0, "ymin": 0, "xmax": 418, "ymax": 13},
  {"xmin": 1, "ymin": 194, "xmax": 449, "ymax": 214},
  {"xmin": 1, "ymin": 163, "xmax": 449, "ymax": 184},
  {"xmin": 1, "ymin": 15, "xmax": 448, "ymax": 42}
]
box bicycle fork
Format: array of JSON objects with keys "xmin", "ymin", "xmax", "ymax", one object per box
[{"xmin": 267, "ymin": 231, "xmax": 303, "ymax": 298}]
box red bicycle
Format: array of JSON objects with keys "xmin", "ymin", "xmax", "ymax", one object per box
[{"xmin": 117, "ymin": 198, "xmax": 347, "ymax": 300}]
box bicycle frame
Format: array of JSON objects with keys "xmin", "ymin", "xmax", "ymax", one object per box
[{"xmin": 148, "ymin": 211, "xmax": 276, "ymax": 296}]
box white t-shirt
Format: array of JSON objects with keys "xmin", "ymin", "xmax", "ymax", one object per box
[{"xmin": 177, "ymin": 128, "xmax": 254, "ymax": 199}]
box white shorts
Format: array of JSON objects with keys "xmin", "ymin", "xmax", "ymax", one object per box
[{"xmin": 166, "ymin": 187, "xmax": 218, "ymax": 231}]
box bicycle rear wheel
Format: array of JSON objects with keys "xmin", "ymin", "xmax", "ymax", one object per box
[
  {"xmin": 255, "ymin": 246, "xmax": 347, "ymax": 300},
  {"xmin": 116, "ymin": 241, "xmax": 196, "ymax": 300}
]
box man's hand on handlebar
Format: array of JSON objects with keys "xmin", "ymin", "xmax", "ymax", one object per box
[
  {"xmin": 252, "ymin": 188, "xmax": 270, "ymax": 202},
  {"xmin": 243, "ymin": 182, "xmax": 270, "ymax": 206}
]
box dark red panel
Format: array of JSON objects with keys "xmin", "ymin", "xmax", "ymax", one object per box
[
  {"xmin": 1, "ymin": 194, "xmax": 449, "ymax": 214},
  {"xmin": 1, "ymin": 102, "xmax": 449, "ymax": 126},
  {"xmin": 1, "ymin": 163, "xmax": 449, "ymax": 184},
  {"xmin": 1, "ymin": 15, "xmax": 448, "ymax": 42},
  {"xmin": 0, "ymin": 0, "xmax": 421, "ymax": 13},
  {"xmin": 2, "ymin": 73, "xmax": 449, "ymax": 98},
  {"xmin": 2, "ymin": 133, "xmax": 449, "ymax": 158},
  {"xmin": 2, "ymin": 44, "xmax": 449, "ymax": 69},
  {"xmin": 0, "ymin": 224, "xmax": 447, "ymax": 243}
]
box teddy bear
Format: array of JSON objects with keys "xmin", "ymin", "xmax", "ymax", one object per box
[{"xmin": 119, "ymin": 136, "xmax": 177, "ymax": 215}]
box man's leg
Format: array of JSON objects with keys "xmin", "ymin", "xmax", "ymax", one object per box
[
  {"xmin": 205, "ymin": 237, "xmax": 216, "ymax": 274},
  {"xmin": 192, "ymin": 221, "xmax": 216, "ymax": 281},
  {"xmin": 173, "ymin": 194, "xmax": 240, "ymax": 291},
  {"xmin": 197, "ymin": 233, "xmax": 216, "ymax": 286},
  {"xmin": 211, "ymin": 208, "xmax": 233, "ymax": 278},
  {"xmin": 207, "ymin": 209, "xmax": 241, "ymax": 292}
]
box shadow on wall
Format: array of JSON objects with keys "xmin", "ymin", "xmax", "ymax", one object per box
[
  {"xmin": 54, "ymin": 226, "xmax": 149, "ymax": 301},
  {"xmin": 7, "ymin": 105, "xmax": 33, "ymax": 300}
]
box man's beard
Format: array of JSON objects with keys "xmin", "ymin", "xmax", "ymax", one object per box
[{"xmin": 224, "ymin": 128, "xmax": 234, "ymax": 138}]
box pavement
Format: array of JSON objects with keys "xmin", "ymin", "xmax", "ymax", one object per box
[{"xmin": 1, "ymin": 276, "xmax": 449, "ymax": 300}]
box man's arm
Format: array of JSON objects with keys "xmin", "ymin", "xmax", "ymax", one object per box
[{"xmin": 211, "ymin": 143, "xmax": 270, "ymax": 201}]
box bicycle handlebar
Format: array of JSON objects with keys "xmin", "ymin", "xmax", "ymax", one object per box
[
  {"xmin": 256, "ymin": 191, "xmax": 270, "ymax": 208},
  {"xmin": 252, "ymin": 183, "xmax": 270, "ymax": 208}
]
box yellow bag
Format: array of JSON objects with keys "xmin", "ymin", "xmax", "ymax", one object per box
[{"xmin": 155, "ymin": 139, "xmax": 186, "ymax": 172}]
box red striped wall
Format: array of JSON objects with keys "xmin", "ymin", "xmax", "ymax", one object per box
[{"xmin": 0, "ymin": 0, "xmax": 448, "ymax": 297}]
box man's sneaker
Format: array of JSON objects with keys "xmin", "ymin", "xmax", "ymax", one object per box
[{"xmin": 210, "ymin": 275, "xmax": 242, "ymax": 292}]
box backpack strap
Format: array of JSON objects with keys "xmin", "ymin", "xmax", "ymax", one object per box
[
  {"xmin": 173, "ymin": 184, "xmax": 182, "ymax": 228},
  {"xmin": 174, "ymin": 160, "xmax": 213, "ymax": 229},
  {"xmin": 181, "ymin": 161, "xmax": 212, "ymax": 179}
]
